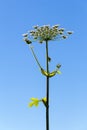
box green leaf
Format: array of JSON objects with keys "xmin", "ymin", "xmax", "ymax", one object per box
[
  {"xmin": 42, "ymin": 97, "xmax": 47, "ymax": 102},
  {"xmin": 34, "ymin": 102, "xmax": 39, "ymax": 107},
  {"xmin": 57, "ymin": 70, "xmax": 61, "ymax": 74},
  {"xmin": 42, "ymin": 97, "xmax": 47, "ymax": 107},
  {"xmin": 29, "ymin": 98, "xmax": 39, "ymax": 107},
  {"xmin": 29, "ymin": 102, "xmax": 34, "ymax": 107},
  {"xmin": 30, "ymin": 98, "xmax": 39, "ymax": 101}
]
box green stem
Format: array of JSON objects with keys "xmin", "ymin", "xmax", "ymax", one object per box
[{"xmin": 46, "ymin": 40, "xmax": 49, "ymax": 130}]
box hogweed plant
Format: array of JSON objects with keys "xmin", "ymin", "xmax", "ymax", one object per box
[{"xmin": 22, "ymin": 24, "xmax": 73, "ymax": 130}]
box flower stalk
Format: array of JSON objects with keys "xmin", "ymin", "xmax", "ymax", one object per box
[{"xmin": 46, "ymin": 40, "xmax": 49, "ymax": 130}]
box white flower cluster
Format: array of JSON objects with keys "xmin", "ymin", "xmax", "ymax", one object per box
[{"xmin": 23, "ymin": 25, "xmax": 73, "ymax": 44}]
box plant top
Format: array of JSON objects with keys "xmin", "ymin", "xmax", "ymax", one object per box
[{"xmin": 23, "ymin": 24, "xmax": 73, "ymax": 44}]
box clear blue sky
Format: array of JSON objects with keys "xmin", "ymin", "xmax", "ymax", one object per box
[{"xmin": 0, "ymin": 0, "xmax": 87, "ymax": 130}]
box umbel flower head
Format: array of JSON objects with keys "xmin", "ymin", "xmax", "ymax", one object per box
[{"xmin": 23, "ymin": 24, "xmax": 73, "ymax": 44}]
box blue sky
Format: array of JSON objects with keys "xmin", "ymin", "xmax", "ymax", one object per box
[{"xmin": 0, "ymin": 0, "xmax": 87, "ymax": 130}]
